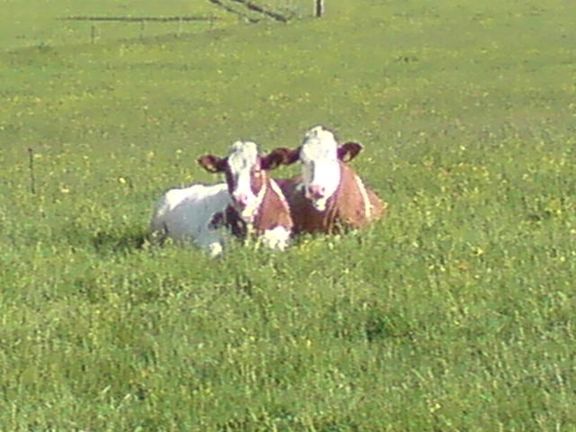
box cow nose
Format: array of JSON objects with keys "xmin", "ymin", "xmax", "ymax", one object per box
[
  {"xmin": 308, "ymin": 184, "xmax": 326, "ymax": 199},
  {"xmin": 233, "ymin": 193, "xmax": 249, "ymax": 208}
]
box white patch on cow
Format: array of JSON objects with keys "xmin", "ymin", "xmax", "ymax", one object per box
[
  {"xmin": 268, "ymin": 177, "xmax": 291, "ymax": 215},
  {"xmin": 300, "ymin": 126, "xmax": 342, "ymax": 211},
  {"xmin": 353, "ymin": 173, "xmax": 372, "ymax": 220},
  {"xmin": 311, "ymin": 194, "xmax": 329, "ymax": 211},
  {"xmin": 261, "ymin": 226, "xmax": 291, "ymax": 251},
  {"xmin": 199, "ymin": 228, "xmax": 226, "ymax": 258},
  {"xmin": 227, "ymin": 141, "xmax": 266, "ymax": 222},
  {"xmin": 150, "ymin": 183, "xmax": 231, "ymax": 257}
]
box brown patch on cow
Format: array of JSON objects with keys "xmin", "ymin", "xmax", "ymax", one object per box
[
  {"xmin": 252, "ymin": 176, "xmax": 293, "ymax": 233},
  {"xmin": 249, "ymin": 165, "xmax": 265, "ymax": 197},
  {"xmin": 366, "ymin": 188, "xmax": 388, "ymax": 221},
  {"xmin": 198, "ymin": 155, "xmax": 228, "ymax": 173},
  {"xmin": 212, "ymin": 173, "xmax": 293, "ymax": 241},
  {"xmin": 264, "ymin": 147, "xmax": 301, "ymax": 167},
  {"xmin": 337, "ymin": 142, "xmax": 363, "ymax": 162}
]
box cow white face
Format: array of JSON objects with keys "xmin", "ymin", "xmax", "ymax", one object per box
[
  {"xmin": 264, "ymin": 126, "xmax": 365, "ymax": 212},
  {"xmin": 198, "ymin": 141, "xmax": 267, "ymax": 224},
  {"xmin": 225, "ymin": 141, "xmax": 265, "ymax": 222},
  {"xmin": 299, "ymin": 126, "xmax": 342, "ymax": 211}
]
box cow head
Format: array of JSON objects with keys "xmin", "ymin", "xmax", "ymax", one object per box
[
  {"xmin": 267, "ymin": 125, "xmax": 363, "ymax": 211},
  {"xmin": 198, "ymin": 141, "xmax": 286, "ymax": 223}
]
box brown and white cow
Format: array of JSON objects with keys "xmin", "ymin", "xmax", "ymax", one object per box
[
  {"xmin": 150, "ymin": 141, "xmax": 292, "ymax": 256},
  {"xmin": 269, "ymin": 125, "xmax": 386, "ymax": 235}
]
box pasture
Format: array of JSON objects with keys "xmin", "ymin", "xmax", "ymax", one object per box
[{"xmin": 0, "ymin": 0, "xmax": 575, "ymax": 430}]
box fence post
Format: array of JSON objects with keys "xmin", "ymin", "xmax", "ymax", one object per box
[
  {"xmin": 28, "ymin": 147, "xmax": 36, "ymax": 195},
  {"xmin": 315, "ymin": 0, "xmax": 324, "ymax": 17}
]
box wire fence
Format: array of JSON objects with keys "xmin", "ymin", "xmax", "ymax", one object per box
[
  {"xmin": 59, "ymin": 0, "xmax": 319, "ymax": 44},
  {"xmin": 208, "ymin": 0, "xmax": 317, "ymax": 22},
  {"xmin": 259, "ymin": 0, "xmax": 316, "ymax": 18}
]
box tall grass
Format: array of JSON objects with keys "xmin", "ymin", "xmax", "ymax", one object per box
[{"xmin": 0, "ymin": 0, "xmax": 575, "ymax": 430}]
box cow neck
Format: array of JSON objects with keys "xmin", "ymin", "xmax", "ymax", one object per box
[
  {"xmin": 245, "ymin": 173, "xmax": 269, "ymax": 232},
  {"xmin": 252, "ymin": 174, "xmax": 292, "ymax": 232},
  {"xmin": 268, "ymin": 178, "xmax": 291, "ymax": 217},
  {"xmin": 320, "ymin": 161, "xmax": 346, "ymax": 230},
  {"xmin": 352, "ymin": 172, "xmax": 372, "ymax": 220},
  {"xmin": 323, "ymin": 161, "xmax": 371, "ymax": 231}
]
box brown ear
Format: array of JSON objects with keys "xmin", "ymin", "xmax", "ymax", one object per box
[
  {"xmin": 260, "ymin": 147, "xmax": 301, "ymax": 170},
  {"xmin": 337, "ymin": 142, "xmax": 364, "ymax": 162},
  {"xmin": 197, "ymin": 155, "xmax": 227, "ymax": 173}
]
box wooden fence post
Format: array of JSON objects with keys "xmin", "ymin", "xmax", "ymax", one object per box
[
  {"xmin": 315, "ymin": 0, "xmax": 324, "ymax": 17},
  {"xmin": 28, "ymin": 147, "xmax": 36, "ymax": 194}
]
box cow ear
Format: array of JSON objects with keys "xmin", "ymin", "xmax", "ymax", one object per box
[
  {"xmin": 337, "ymin": 142, "xmax": 364, "ymax": 162},
  {"xmin": 198, "ymin": 155, "xmax": 226, "ymax": 173},
  {"xmin": 261, "ymin": 147, "xmax": 300, "ymax": 170}
]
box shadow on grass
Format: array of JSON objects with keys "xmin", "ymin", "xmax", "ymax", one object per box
[
  {"xmin": 60, "ymin": 221, "xmax": 154, "ymax": 256},
  {"xmin": 218, "ymin": 409, "xmax": 361, "ymax": 432},
  {"xmin": 91, "ymin": 229, "xmax": 151, "ymax": 256}
]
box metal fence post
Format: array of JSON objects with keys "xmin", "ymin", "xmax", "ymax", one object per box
[{"xmin": 315, "ymin": 0, "xmax": 324, "ymax": 17}]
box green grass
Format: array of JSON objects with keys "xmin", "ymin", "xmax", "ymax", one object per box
[{"xmin": 0, "ymin": 0, "xmax": 575, "ymax": 430}]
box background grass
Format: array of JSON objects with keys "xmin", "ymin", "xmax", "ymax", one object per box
[{"xmin": 0, "ymin": 0, "xmax": 575, "ymax": 430}]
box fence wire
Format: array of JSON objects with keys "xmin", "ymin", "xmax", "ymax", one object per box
[{"xmin": 242, "ymin": 0, "xmax": 314, "ymax": 19}]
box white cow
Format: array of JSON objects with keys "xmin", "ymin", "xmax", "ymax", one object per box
[
  {"xmin": 150, "ymin": 141, "xmax": 292, "ymax": 257},
  {"xmin": 150, "ymin": 182, "xmax": 231, "ymax": 257}
]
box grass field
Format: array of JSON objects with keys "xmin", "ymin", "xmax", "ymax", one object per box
[{"xmin": 1, "ymin": 0, "xmax": 575, "ymax": 430}]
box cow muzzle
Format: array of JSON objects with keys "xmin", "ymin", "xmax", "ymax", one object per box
[{"xmin": 306, "ymin": 184, "xmax": 326, "ymax": 200}]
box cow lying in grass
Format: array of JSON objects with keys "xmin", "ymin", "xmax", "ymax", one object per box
[
  {"xmin": 150, "ymin": 141, "xmax": 292, "ymax": 257},
  {"xmin": 270, "ymin": 125, "xmax": 386, "ymax": 235}
]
